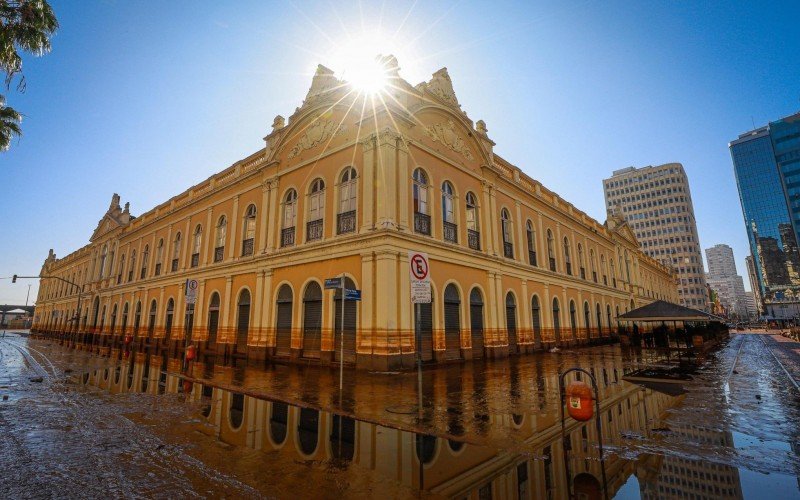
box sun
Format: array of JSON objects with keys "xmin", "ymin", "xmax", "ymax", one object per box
[{"xmin": 327, "ymin": 32, "xmax": 414, "ymax": 95}]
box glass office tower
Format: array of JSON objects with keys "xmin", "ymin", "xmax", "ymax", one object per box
[{"xmin": 730, "ymin": 112, "xmax": 800, "ymax": 322}]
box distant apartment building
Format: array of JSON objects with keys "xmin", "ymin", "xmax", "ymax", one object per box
[
  {"xmin": 730, "ymin": 112, "xmax": 800, "ymax": 322},
  {"xmin": 704, "ymin": 244, "xmax": 755, "ymax": 319},
  {"xmin": 603, "ymin": 163, "xmax": 708, "ymax": 311}
]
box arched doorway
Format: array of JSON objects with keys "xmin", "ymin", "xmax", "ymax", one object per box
[
  {"xmin": 275, "ymin": 285, "xmax": 293, "ymax": 357},
  {"xmin": 148, "ymin": 300, "xmax": 157, "ymax": 339},
  {"xmin": 236, "ymin": 289, "xmax": 251, "ymax": 354},
  {"xmin": 443, "ymin": 284, "xmax": 462, "ymax": 360},
  {"xmin": 583, "ymin": 302, "xmax": 591, "ymax": 338},
  {"xmin": 531, "ymin": 296, "xmax": 542, "ymax": 348},
  {"xmin": 469, "ymin": 288, "xmax": 484, "ymax": 358},
  {"xmin": 506, "ymin": 293, "xmax": 518, "ymax": 354},
  {"xmin": 164, "ymin": 299, "xmax": 174, "ymax": 341},
  {"xmin": 298, "ymin": 408, "xmax": 320, "ymax": 455},
  {"xmin": 569, "ymin": 301, "xmax": 577, "ymax": 340},
  {"xmin": 207, "ymin": 292, "xmax": 220, "ymax": 345},
  {"xmin": 552, "ymin": 298, "xmax": 561, "ymax": 342},
  {"xmin": 333, "ymin": 278, "xmax": 357, "ymax": 364},
  {"xmin": 415, "ymin": 287, "xmax": 434, "ymax": 362},
  {"xmin": 302, "ymin": 282, "xmax": 322, "ymax": 359}
]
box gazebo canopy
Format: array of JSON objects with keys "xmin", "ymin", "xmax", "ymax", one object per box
[{"xmin": 617, "ymin": 300, "xmax": 723, "ymax": 322}]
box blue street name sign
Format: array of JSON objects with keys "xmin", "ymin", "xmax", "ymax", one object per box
[
  {"xmin": 324, "ymin": 277, "xmax": 343, "ymax": 289},
  {"xmin": 344, "ymin": 289, "xmax": 362, "ymax": 301}
]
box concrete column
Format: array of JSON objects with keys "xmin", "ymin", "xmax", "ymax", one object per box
[
  {"xmin": 182, "ymin": 217, "xmax": 191, "ymax": 270},
  {"xmin": 195, "ymin": 279, "xmax": 206, "ymax": 329},
  {"xmin": 360, "ymin": 252, "xmax": 375, "ymax": 358},
  {"xmin": 374, "ymin": 251, "xmax": 399, "ymax": 360},
  {"xmin": 488, "ymin": 185, "xmax": 499, "ymax": 256},
  {"xmin": 481, "ymin": 182, "xmax": 494, "ymax": 255},
  {"xmin": 266, "ymin": 177, "xmax": 279, "ymax": 252},
  {"xmin": 221, "ymin": 276, "xmax": 233, "ymax": 342},
  {"xmin": 555, "ymin": 222, "xmax": 562, "ymax": 274},
  {"xmin": 494, "ymin": 272, "xmax": 504, "ymax": 346},
  {"xmin": 398, "ymin": 252, "xmax": 411, "ymax": 352},
  {"xmin": 543, "ymin": 283, "xmax": 551, "ymax": 328},
  {"xmin": 261, "ymin": 269, "xmax": 274, "ymax": 346},
  {"xmin": 258, "ymin": 181, "xmax": 270, "ymax": 252},
  {"xmin": 203, "ymin": 207, "xmax": 214, "ymax": 265},
  {"xmin": 228, "ymin": 194, "xmax": 240, "ymax": 260},
  {"xmin": 397, "ymin": 137, "xmax": 410, "ymax": 231},
  {"xmin": 514, "ymin": 200, "xmax": 524, "ymax": 262},
  {"xmin": 158, "ymin": 287, "xmax": 165, "ymax": 333},
  {"xmin": 520, "ymin": 279, "xmax": 530, "ymax": 342},
  {"xmin": 253, "ymin": 270, "xmax": 265, "ymax": 341},
  {"xmin": 376, "ymin": 131, "xmax": 399, "ymax": 229},
  {"xmin": 361, "ymin": 135, "xmax": 376, "ymax": 231}
]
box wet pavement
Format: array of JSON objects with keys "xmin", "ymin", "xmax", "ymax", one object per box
[{"xmin": 0, "ymin": 331, "xmax": 798, "ymax": 499}]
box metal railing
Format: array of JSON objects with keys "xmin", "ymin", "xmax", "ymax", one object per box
[
  {"xmin": 306, "ymin": 219, "xmax": 323, "ymax": 241},
  {"xmin": 281, "ymin": 227, "xmax": 295, "ymax": 247},
  {"xmin": 191, "ymin": 253, "xmax": 199, "ymax": 268},
  {"xmin": 566, "ymin": 262, "xmax": 572, "ymax": 275},
  {"xmin": 503, "ymin": 241, "xmax": 514, "ymax": 259},
  {"xmin": 171, "ymin": 258, "xmax": 179, "ymax": 272},
  {"xmin": 213, "ymin": 246, "xmax": 224, "ymax": 262},
  {"xmin": 528, "ymin": 250, "xmax": 537, "ymax": 266},
  {"xmin": 414, "ymin": 212, "xmax": 431, "ymax": 235},
  {"xmin": 241, "ymin": 238, "xmax": 254, "ymax": 256},
  {"xmin": 139, "ymin": 267, "xmax": 146, "ymax": 280},
  {"xmin": 580, "ymin": 267, "xmax": 586, "ymax": 280},
  {"xmin": 549, "ymin": 257, "xmax": 556, "ymax": 272},
  {"xmin": 468, "ymin": 229, "xmax": 480, "ymax": 250},
  {"xmin": 154, "ymin": 263, "xmax": 161, "ymax": 276},
  {"xmin": 443, "ymin": 221, "xmax": 457, "ymax": 243},
  {"xmin": 337, "ymin": 210, "xmax": 356, "ymax": 234}
]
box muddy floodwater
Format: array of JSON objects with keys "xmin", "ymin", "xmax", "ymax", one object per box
[{"xmin": 1, "ymin": 331, "xmax": 798, "ymax": 499}]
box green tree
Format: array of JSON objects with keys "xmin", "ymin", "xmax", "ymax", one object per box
[{"xmin": 0, "ymin": 0, "xmax": 58, "ymax": 151}]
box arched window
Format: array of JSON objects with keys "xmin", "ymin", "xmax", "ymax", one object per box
[
  {"xmin": 191, "ymin": 224, "xmax": 202, "ymax": 267},
  {"xmin": 214, "ymin": 215, "xmax": 226, "ymax": 262},
  {"xmin": 171, "ymin": 232, "xmax": 181, "ymax": 272},
  {"xmin": 610, "ymin": 257, "xmax": 616, "ymax": 288},
  {"xmin": 242, "ymin": 204, "xmax": 256, "ymax": 256},
  {"xmin": 281, "ymin": 189, "xmax": 297, "ymax": 247},
  {"xmin": 307, "ymin": 179, "xmax": 325, "ymax": 242},
  {"xmin": 412, "ymin": 168, "xmax": 430, "ymax": 235},
  {"xmin": 526, "ymin": 220, "xmax": 537, "ymax": 266},
  {"xmin": 465, "ymin": 192, "xmax": 480, "ymax": 250},
  {"xmin": 590, "ymin": 249, "xmax": 598, "ymax": 282},
  {"xmin": 155, "ymin": 239, "xmax": 164, "ymax": 276},
  {"xmin": 128, "ymin": 250, "xmax": 136, "ymax": 282},
  {"xmin": 578, "ymin": 243, "xmax": 586, "ymax": 279},
  {"xmin": 99, "ymin": 244, "xmax": 108, "ymax": 279},
  {"xmin": 501, "ymin": 208, "xmax": 513, "ymax": 259},
  {"xmin": 140, "ymin": 245, "xmax": 149, "ymax": 279},
  {"xmin": 600, "ymin": 254, "xmax": 608, "ymax": 285},
  {"xmin": 563, "ymin": 237, "xmax": 572, "ymax": 275},
  {"xmin": 441, "ymin": 181, "xmax": 456, "ymax": 243},
  {"xmin": 547, "ymin": 230, "xmax": 556, "ymax": 271},
  {"xmin": 338, "ymin": 167, "xmax": 358, "ymax": 234}
]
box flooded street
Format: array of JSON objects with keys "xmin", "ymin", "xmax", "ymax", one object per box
[{"xmin": 1, "ymin": 331, "xmax": 798, "ymax": 499}]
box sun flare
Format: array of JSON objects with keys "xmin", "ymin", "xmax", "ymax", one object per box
[{"xmin": 327, "ymin": 32, "xmax": 415, "ymax": 95}]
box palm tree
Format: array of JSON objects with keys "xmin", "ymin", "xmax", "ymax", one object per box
[
  {"xmin": 0, "ymin": 0, "xmax": 58, "ymax": 152},
  {"xmin": 0, "ymin": 95, "xmax": 22, "ymax": 151}
]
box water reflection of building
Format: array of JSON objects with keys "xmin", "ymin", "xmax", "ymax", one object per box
[
  {"xmin": 638, "ymin": 426, "xmax": 743, "ymax": 499},
  {"xmin": 80, "ymin": 353, "xmax": 695, "ymax": 499}
]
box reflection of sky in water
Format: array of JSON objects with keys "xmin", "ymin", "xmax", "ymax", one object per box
[{"xmin": 733, "ymin": 431, "xmax": 799, "ymax": 499}]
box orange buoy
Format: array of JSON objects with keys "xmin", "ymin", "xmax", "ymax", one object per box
[
  {"xmin": 566, "ymin": 380, "xmax": 594, "ymax": 421},
  {"xmin": 186, "ymin": 344, "xmax": 197, "ymax": 361}
]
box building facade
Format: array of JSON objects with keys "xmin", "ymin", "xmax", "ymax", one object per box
[
  {"xmin": 602, "ymin": 164, "xmax": 707, "ymax": 311},
  {"xmin": 730, "ymin": 112, "xmax": 800, "ymax": 322},
  {"xmin": 31, "ymin": 60, "xmax": 676, "ymax": 369},
  {"xmin": 704, "ymin": 244, "xmax": 756, "ymax": 319}
]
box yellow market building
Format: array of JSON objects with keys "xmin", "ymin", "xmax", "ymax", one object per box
[{"xmin": 32, "ymin": 58, "xmax": 678, "ymax": 369}]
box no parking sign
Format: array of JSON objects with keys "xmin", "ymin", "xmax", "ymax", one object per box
[{"xmin": 409, "ymin": 251, "xmax": 431, "ymax": 304}]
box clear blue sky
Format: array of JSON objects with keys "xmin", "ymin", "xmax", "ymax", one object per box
[{"xmin": 2, "ymin": 0, "xmax": 799, "ymax": 304}]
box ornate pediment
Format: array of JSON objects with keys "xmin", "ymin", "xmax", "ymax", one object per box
[
  {"xmin": 422, "ymin": 119, "xmax": 474, "ymax": 161},
  {"xmin": 286, "ymin": 119, "xmax": 348, "ymax": 159},
  {"xmin": 416, "ymin": 68, "xmax": 460, "ymax": 108},
  {"xmin": 606, "ymin": 211, "xmax": 638, "ymax": 245},
  {"xmin": 90, "ymin": 193, "xmax": 131, "ymax": 242}
]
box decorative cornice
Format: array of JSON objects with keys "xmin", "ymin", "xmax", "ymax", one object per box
[
  {"xmin": 422, "ymin": 120, "xmax": 474, "ymax": 161},
  {"xmin": 286, "ymin": 119, "xmax": 348, "ymax": 159}
]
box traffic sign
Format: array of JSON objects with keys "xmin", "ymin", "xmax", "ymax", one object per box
[
  {"xmin": 344, "ymin": 289, "xmax": 361, "ymax": 301},
  {"xmin": 408, "ymin": 251, "xmax": 431, "ymax": 303},
  {"xmin": 324, "ymin": 277, "xmax": 343, "ymax": 289},
  {"xmin": 185, "ymin": 279, "xmax": 199, "ymax": 304}
]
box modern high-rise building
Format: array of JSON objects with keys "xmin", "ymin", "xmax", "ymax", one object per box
[
  {"xmin": 603, "ymin": 163, "xmax": 708, "ymax": 311},
  {"xmin": 730, "ymin": 112, "xmax": 800, "ymax": 322},
  {"xmin": 704, "ymin": 244, "xmax": 755, "ymax": 319}
]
